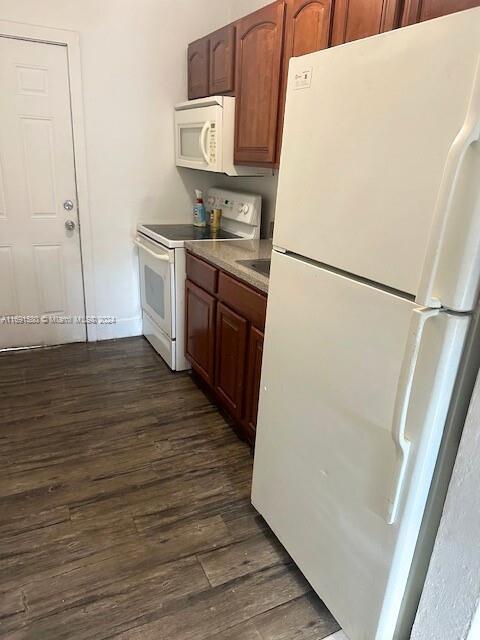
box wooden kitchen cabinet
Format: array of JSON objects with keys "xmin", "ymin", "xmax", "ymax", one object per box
[
  {"xmin": 188, "ymin": 26, "xmax": 236, "ymax": 100},
  {"xmin": 234, "ymin": 0, "xmax": 286, "ymax": 166},
  {"xmin": 284, "ymin": 0, "xmax": 332, "ymax": 57},
  {"xmin": 215, "ymin": 302, "xmax": 248, "ymax": 419},
  {"xmin": 187, "ymin": 0, "xmax": 480, "ymax": 168},
  {"xmin": 331, "ymin": 0, "xmax": 402, "ymax": 45},
  {"xmin": 243, "ymin": 326, "xmax": 264, "ymax": 440},
  {"xmin": 209, "ymin": 25, "xmax": 236, "ymax": 95},
  {"xmin": 277, "ymin": 0, "xmax": 333, "ymax": 158},
  {"xmin": 186, "ymin": 252, "xmax": 267, "ymax": 445},
  {"xmin": 188, "ymin": 36, "xmax": 209, "ymax": 99},
  {"xmin": 401, "ymin": 0, "xmax": 480, "ymax": 24},
  {"xmin": 185, "ymin": 279, "xmax": 216, "ymax": 384}
]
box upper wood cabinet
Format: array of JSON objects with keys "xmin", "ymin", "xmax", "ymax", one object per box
[
  {"xmin": 277, "ymin": 0, "xmax": 333, "ymax": 158},
  {"xmin": 284, "ymin": 0, "xmax": 332, "ymax": 57},
  {"xmin": 188, "ymin": 26, "xmax": 236, "ymax": 100},
  {"xmin": 401, "ymin": 0, "xmax": 480, "ymax": 24},
  {"xmin": 331, "ymin": 0, "xmax": 402, "ymax": 45},
  {"xmin": 188, "ymin": 37, "xmax": 209, "ymax": 100},
  {"xmin": 209, "ymin": 25, "xmax": 236, "ymax": 95},
  {"xmin": 187, "ymin": 0, "xmax": 480, "ymax": 166},
  {"xmin": 234, "ymin": 1, "xmax": 286, "ymax": 166}
]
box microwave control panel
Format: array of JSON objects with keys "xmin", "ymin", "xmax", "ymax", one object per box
[{"xmin": 209, "ymin": 123, "xmax": 216, "ymax": 163}]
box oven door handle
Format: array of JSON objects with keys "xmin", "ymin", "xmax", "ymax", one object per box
[{"xmin": 134, "ymin": 238, "xmax": 170, "ymax": 262}]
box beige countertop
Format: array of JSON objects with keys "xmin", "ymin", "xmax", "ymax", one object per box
[{"xmin": 185, "ymin": 239, "xmax": 272, "ymax": 293}]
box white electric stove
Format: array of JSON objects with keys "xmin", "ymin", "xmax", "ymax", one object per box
[{"xmin": 135, "ymin": 188, "xmax": 262, "ymax": 370}]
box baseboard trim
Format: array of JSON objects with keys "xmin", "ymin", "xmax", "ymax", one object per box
[{"xmin": 95, "ymin": 316, "xmax": 142, "ymax": 341}]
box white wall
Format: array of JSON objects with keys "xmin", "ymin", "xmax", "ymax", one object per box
[
  {"xmin": 411, "ymin": 370, "xmax": 480, "ymax": 640},
  {"xmin": 0, "ymin": 0, "xmax": 248, "ymax": 339},
  {"xmin": 228, "ymin": 0, "xmax": 271, "ymax": 18}
]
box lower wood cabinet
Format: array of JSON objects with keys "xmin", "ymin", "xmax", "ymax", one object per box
[
  {"xmin": 215, "ymin": 303, "xmax": 248, "ymax": 419},
  {"xmin": 243, "ymin": 326, "xmax": 264, "ymax": 441},
  {"xmin": 185, "ymin": 280, "xmax": 216, "ymax": 385},
  {"xmin": 186, "ymin": 252, "xmax": 267, "ymax": 445}
]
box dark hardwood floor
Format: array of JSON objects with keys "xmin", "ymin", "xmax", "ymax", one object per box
[{"xmin": 0, "ymin": 337, "xmax": 339, "ymax": 640}]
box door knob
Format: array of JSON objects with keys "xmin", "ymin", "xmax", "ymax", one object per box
[
  {"xmin": 63, "ymin": 200, "xmax": 74, "ymax": 211},
  {"xmin": 65, "ymin": 220, "xmax": 76, "ymax": 231}
]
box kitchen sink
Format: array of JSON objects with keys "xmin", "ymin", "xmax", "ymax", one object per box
[{"xmin": 236, "ymin": 258, "xmax": 271, "ymax": 277}]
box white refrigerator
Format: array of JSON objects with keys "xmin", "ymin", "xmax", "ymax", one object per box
[{"xmin": 252, "ymin": 8, "xmax": 480, "ymax": 640}]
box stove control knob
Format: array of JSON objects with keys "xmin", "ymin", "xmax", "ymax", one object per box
[
  {"xmin": 207, "ymin": 196, "xmax": 215, "ymax": 206},
  {"xmin": 240, "ymin": 204, "xmax": 250, "ymax": 215}
]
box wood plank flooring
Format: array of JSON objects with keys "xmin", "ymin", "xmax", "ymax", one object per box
[{"xmin": 0, "ymin": 337, "xmax": 340, "ymax": 640}]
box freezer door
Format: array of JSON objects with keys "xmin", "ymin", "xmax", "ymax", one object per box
[
  {"xmin": 275, "ymin": 9, "xmax": 480, "ymax": 306},
  {"xmin": 252, "ymin": 252, "xmax": 469, "ymax": 640}
]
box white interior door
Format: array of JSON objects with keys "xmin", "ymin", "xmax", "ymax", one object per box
[
  {"xmin": 252, "ymin": 251, "xmax": 469, "ymax": 640},
  {"xmin": 0, "ymin": 36, "xmax": 85, "ymax": 348}
]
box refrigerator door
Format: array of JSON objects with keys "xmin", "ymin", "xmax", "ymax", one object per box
[
  {"xmin": 274, "ymin": 9, "xmax": 480, "ymax": 307},
  {"xmin": 252, "ymin": 251, "xmax": 469, "ymax": 640}
]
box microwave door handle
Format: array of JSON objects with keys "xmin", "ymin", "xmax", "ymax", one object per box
[
  {"xmin": 134, "ymin": 239, "xmax": 170, "ymax": 262},
  {"xmin": 200, "ymin": 121, "xmax": 211, "ymax": 164}
]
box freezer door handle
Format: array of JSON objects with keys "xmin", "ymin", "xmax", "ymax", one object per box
[
  {"xmin": 386, "ymin": 307, "xmax": 440, "ymax": 525},
  {"xmin": 417, "ymin": 56, "xmax": 480, "ymax": 308}
]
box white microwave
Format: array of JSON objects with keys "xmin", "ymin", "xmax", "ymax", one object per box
[{"xmin": 174, "ymin": 96, "xmax": 266, "ymax": 176}]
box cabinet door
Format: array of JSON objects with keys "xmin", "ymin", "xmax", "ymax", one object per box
[
  {"xmin": 244, "ymin": 326, "xmax": 264, "ymax": 442},
  {"xmin": 277, "ymin": 0, "xmax": 333, "ymax": 159},
  {"xmin": 185, "ymin": 280, "xmax": 216, "ymax": 384},
  {"xmin": 331, "ymin": 0, "xmax": 401, "ymax": 45},
  {"xmin": 234, "ymin": 0, "xmax": 286, "ymax": 166},
  {"xmin": 209, "ymin": 25, "xmax": 236, "ymax": 95},
  {"xmin": 401, "ymin": 0, "xmax": 480, "ymax": 25},
  {"xmin": 188, "ymin": 37, "xmax": 209, "ymax": 100},
  {"xmin": 215, "ymin": 303, "xmax": 248, "ymax": 419},
  {"xmin": 284, "ymin": 0, "xmax": 332, "ymax": 56}
]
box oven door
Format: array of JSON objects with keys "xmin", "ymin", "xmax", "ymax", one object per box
[
  {"xmin": 175, "ymin": 104, "xmax": 222, "ymax": 172},
  {"xmin": 135, "ymin": 234, "xmax": 175, "ymax": 340}
]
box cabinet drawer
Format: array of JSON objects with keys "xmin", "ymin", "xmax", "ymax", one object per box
[
  {"xmin": 218, "ymin": 272, "xmax": 267, "ymax": 330},
  {"xmin": 186, "ymin": 253, "xmax": 218, "ymax": 294}
]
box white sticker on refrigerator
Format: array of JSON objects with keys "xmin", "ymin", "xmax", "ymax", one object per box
[{"xmin": 293, "ymin": 68, "xmax": 312, "ymax": 90}]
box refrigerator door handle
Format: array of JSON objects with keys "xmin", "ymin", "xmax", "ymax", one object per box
[
  {"xmin": 417, "ymin": 56, "xmax": 480, "ymax": 308},
  {"xmin": 386, "ymin": 307, "xmax": 440, "ymax": 525}
]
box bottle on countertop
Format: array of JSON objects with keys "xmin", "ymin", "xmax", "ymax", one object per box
[{"xmin": 193, "ymin": 189, "xmax": 207, "ymax": 227}]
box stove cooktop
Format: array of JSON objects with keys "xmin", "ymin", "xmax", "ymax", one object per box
[
  {"xmin": 141, "ymin": 224, "xmax": 241, "ymax": 241},
  {"xmin": 138, "ymin": 224, "xmax": 243, "ymax": 249}
]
